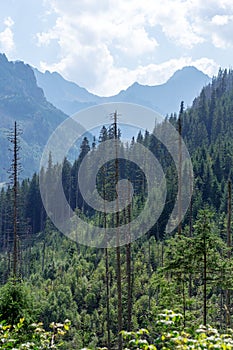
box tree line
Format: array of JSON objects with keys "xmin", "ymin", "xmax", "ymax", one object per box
[{"xmin": 1, "ymin": 68, "xmax": 233, "ymax": 348}]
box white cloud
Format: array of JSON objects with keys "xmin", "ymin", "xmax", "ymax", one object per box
[
  {"xmin": 4, "ymin": 16, "xmax": 14, "ymax": 27},
  {"xmin": 191, "ymin": 57, "xmax": 219, "ymax": 77},
  {"xmin": 212, "ymin": 15, "xmax": 230, "ymax": 26},
  {"xmin": 191, "ymin": 0, "xmax": 233, "ymax": 48},
  {"xmin": 0, "ymin": 16, "xmax": 15, "ymax": 54},
  {"xmin": 136, "ymin": 57, "xmax": 218, "ymax": 86},
  {"xmin": 40, "ymin": 55, "xmax": 218, "ymax": 96},
  {"xmin": 35, "ymin": 0, "xmax": 233, "ymax": 94},
  {"xmin": 142, "ymin": 0, "xmax": 204, "ymax": 49}
]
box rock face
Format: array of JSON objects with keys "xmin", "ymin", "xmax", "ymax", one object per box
[
  {"xmin": 0, "ymin": 54, "xmax": 44, "ymax": 104},
  {"xmin": 0, "ymin": 54, "xmax": 67, "ymax": 182}
]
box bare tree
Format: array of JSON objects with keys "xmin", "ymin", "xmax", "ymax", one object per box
[{"xmin": 8, "ymin": 121, "xmax": 21, "ymax": 279}]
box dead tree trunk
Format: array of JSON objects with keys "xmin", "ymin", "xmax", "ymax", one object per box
[
  {"xmin": 8, "ymin": 121, "xmax": 21, "ymax": 279},
  {"xmin": 226, "ymin": 180, "xmax": 231, "ymax": 326},
  {"xmin": 113, "ymin": 111, "xmax": 122, "ymax": 350}
]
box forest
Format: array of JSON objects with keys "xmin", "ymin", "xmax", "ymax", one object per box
[{"xmin": 1, "ymin": 68, "xmax": 233, "ymax": 349}]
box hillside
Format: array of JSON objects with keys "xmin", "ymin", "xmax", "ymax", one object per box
[
  {"xmin": 0, "ymin": 54, "xmax": 211, "ymax": 183},
  {"xmin": 0, "ymin": 66, "xmax": 233, "ymax": 350},
  {"xmin": 33, "ymin": 68, "xmax": 101, "ymax": 115},
  {"xmin": 1, "ymin": 55, "xmax": 233, "ymax": 349},
  {"xmin": 34, "ymin": 66, "xmax": 210, "ymax": 116},
  {"xmin": 0, "ymin": 55, "xmax": 210, "ymax": 183},
  {"xmin": 0, "ymin": 68, "xmax": 233, "ymax": 349},
  {"xmin": 107, "ymin": 66, "xmax": 210, "ymax": 115},
  {"xmin": 0, "ymin": 54, "xmax": 67, "ymax": 182}
]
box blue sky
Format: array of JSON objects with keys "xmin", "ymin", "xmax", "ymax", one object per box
[{"xmin": 1, "ymin": 0, "xmax": 233, "ymax": 96}]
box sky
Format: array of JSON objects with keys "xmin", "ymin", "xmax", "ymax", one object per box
[{"xmin": 0, "ymin": 0, "xmax": 233, "ymax": 96}]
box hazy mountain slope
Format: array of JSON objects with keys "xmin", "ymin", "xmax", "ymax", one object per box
[
  {"xmin": 34, "ymin": 66, "xmax": 211, "ymax": 116},
  {"xmin": 107, "ymin": 66, "xmax": 211, "ymax": 115},
  {"xmin": 0, "ymin": 54, "xmax": 67, "ymax": 182},
  {"xmin": 0, "ymin": 53, "xmax": 211, "ymax": 182},
  {"xmin": 33, "ymin": 68, "xmax": 101, "ymax": 116}
]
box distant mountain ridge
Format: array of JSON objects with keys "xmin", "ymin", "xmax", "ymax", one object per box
[
  {"xmin": 34, "ymin": 66, "xmax": 211, "ymax": 116},
  {"xmin": 33, "ymin": 69, "xmax": 101, "ymax": 115},
  {"xmin": 0, "ymin": 53, "xmax": 211, "ymax": 182},
  {"xmin": 110, "ymin": 66, "xmax": 210, "ymax": 115}
]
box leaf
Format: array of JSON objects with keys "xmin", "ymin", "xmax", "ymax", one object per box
[{"xmin": 64, "ymin": 324, "xmax": 69, "ymax": 331}]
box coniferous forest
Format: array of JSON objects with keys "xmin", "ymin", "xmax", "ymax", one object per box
[{"xmin": 2, "ymin": 69, "xmax": 233, "ymax": 349}]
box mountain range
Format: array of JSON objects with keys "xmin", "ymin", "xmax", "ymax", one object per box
[
  {"xmin": 34, "ymin": 66, "xmax": 210, "ymax": 116},
  {"xmin": 0, "ymin": 53, "xmax": 211, "ymax": 182},
  {"xmin": 0, "ymin": 53, "xmax": 67, "ymax": 182}
]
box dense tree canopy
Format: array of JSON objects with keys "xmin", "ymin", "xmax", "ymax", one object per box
[{"xmin": 1, "ymin": 68, "xmax": 233, "ymax": 348}]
